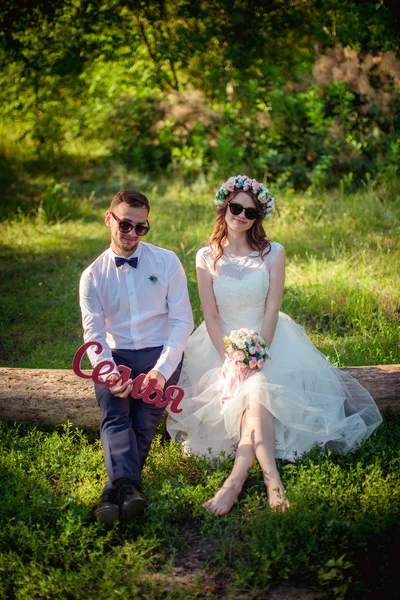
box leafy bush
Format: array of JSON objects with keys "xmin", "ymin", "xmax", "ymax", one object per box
[
  {"xmin": 106, "ymin": 73, "xmax": 400, "ymax": 195},
  {"xmin": 37, "ymin": 181, "xmax": 91, "ymax": 224},
  {"xmin": 1, "ymin": 416, "xmax": 399, "ymax": 599}
]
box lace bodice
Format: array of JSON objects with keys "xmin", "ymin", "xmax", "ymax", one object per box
[{"xmin": 196, "ymin": 242, "xmax": 284, "ymax": 334}]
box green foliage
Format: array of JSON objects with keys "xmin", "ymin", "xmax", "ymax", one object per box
[
  {"xmin": 0, "ymin": 173, "xmax": 399, "ymax": 598},
  {"xmin": 0, "ymin": 414, "xmax": 399, "ymax": 598},
  {"xmin": 1, "ymin": 176, "xmax": 399, "ymax": 369},
  {"xmin": 0, "ymin": 3, "xmax": 399, "ymax": 590},
  {"xmin": 1, "ymin": 1, "xmax": 399, "ymax": 194},
  {"xmin": 317, "ymin": 555, "xmax": 354, "ymax": 600},
  {"xmin": 38, "ymin": 181, "xmax": 91, "ymax": 223}
]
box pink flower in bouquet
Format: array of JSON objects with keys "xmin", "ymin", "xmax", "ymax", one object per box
[
  {"xmin": 233, "ymin": 350, "xmax": 245, "ymax": 362},
  {"xmin": 219, "ymin": 328, "xmax": 270, "ymax": 404},
  {"xmin": 226, "ymin": 184, "xmax": 235, "ymax": 192},
  {"xmin": 243, "ymin": 184, "xmax": 250, "ymax": 191},
  {"xmin": 252, "ymin": 180, "xmax": 261, "ymax": 191},
  {"xmin": 249, "ymin": 357, "xmax": 258, "ymax": 369}
]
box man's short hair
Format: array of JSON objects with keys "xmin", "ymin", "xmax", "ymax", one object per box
[{"xmin": 110, "ymin": 189, "xmax": 150, "ymax": 212}]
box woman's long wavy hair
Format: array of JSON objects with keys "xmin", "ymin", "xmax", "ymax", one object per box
[{"xmin": 209, "ymin": 190, "xmax": 271, "ymax": 268}]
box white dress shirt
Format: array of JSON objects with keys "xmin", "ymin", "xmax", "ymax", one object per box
[{"xmin": 79, "ymin": 242, "xmax": 194, "ymax": 381}]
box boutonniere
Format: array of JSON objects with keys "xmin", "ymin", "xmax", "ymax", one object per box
[{"xmin": 149, "ymin": 273, "xmax": 158, "ymax": 283}]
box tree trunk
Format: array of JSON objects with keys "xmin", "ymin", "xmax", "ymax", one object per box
[{"xmin": 0, "ymin": 365, "xmax": 399, "ymax": 429}]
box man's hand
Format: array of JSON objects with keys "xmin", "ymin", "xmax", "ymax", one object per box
[
  {"xmin": 106, "ymin": 373, "xmax": 133, "ymax": 398},
  {"xmin": 140, "ymin": 370, "xmax": 166, "ymax": 393},
  {"xmin": 106, "ymin": 370, "xmax": 166, "ymax": 398}
]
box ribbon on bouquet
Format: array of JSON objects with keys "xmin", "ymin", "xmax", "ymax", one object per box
[{"xmin": 217, "ymin": 357, "xmax": 257, "ymax": 404}]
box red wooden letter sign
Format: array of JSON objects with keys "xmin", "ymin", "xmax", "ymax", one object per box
[{"xmin": 72, "ymin": 342, "xmax": 184, "ymax": 414}]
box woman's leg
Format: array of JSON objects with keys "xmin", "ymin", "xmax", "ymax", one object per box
[
  {"xmin": 203, "ymin": 412, "xmax": 255, "ymax": 516},
  {"xmin": 245, "ymin": 399, "xmax": 289, "ymax": 510}
]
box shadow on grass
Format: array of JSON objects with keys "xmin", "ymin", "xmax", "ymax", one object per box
[
  {"xmin": 0, "ymin": 231, "xmax": 108, "ymax": 367},
  {"xmin": 0, "ymin": 211, "xmax": 205, "ymax": 366},
  {"xmin": 1, "ymin": 416, "xmax": 399, "ymax": 598},
  {"xmin": 0, "ymin": 460, "xmax": 172, "ymax": 599},
  {"xmin": 0, "ymin": 420, "xmax": 213, "ymax": 598},
  {"xmin": 0, "ymin": 150, "xmax": 128, "ymax": 223}
]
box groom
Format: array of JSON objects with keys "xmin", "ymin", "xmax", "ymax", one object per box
[{"xmin": 79, "ymin": 189, "xmax": 193, "ymax": 526}]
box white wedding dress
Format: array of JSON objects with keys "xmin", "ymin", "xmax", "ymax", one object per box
[{"xmin": 167, "ymin": 243, "xmax": 382, "ymax": 461}]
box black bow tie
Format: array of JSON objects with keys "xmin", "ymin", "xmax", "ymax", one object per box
[{"xmin": 115, "ymin": 256, "xmax": 138, "ymax": 269}]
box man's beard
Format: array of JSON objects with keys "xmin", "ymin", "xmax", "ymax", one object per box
[{"xmin": 113, "ymin": 232, "xmax": 139, "ymax": 253}]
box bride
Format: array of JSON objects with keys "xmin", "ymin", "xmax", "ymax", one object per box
[{"xmin": 167, "ymin": 175, "xmax": 382, "ymax": 515}]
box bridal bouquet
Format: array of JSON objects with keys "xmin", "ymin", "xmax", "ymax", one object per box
[{"xmin": 218, "ymin": 329, "xmax": 270, "ymax": 404}]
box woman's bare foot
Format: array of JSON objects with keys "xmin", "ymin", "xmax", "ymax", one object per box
[
  {"xmin": 263, "ymin": 471, "xmax": 290, "ymax": 511},
  {"xmin": 202, "ymin": 479, "xmax": 243, "ymax": 516}
]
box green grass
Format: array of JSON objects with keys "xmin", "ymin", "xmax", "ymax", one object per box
[
  {"xmin": 0, "ymin": 416, "xmax": 399, "ymax": 599},
  {"xmin": 1, "ymin": 170, "xmax": 400, "ymax": 598},
  {"xmin": 1, "ymin": 172, "xmax": 399, "ymax": 368}
]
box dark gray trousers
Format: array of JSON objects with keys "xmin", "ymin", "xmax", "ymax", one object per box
[{"xmin": 95, "ymin": 347, "xmax": 182, "ymax": 489}]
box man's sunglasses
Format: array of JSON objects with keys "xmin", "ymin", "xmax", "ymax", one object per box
[
  {"xmin": 110, "ymin": 212, "xmax": 150, "ymax": 236},
  {"xmin": 229, "ymin": 202, "xmax": 260, "ymax": 220}
]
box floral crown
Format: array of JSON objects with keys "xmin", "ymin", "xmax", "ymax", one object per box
[{"xmin": 214, "ymin": 175, "xmax": 275, "ymax": 220}]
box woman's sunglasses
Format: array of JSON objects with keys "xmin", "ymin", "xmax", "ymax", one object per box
[
  {"xmin": 229, "ymin": 202, "xmax": 260, "ymax": 220},
  {"xmin": 110, "ymin": 212, "xmax": 150, "ymax": 236}
]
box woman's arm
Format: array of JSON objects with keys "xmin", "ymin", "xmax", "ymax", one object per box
[
  {"xmin": 259, "ymin": 249, "xmax": 285, "ymax": 348},
  {"xmin": 197, "ymin": 263, "xmax": 226, "ymax": 360}
]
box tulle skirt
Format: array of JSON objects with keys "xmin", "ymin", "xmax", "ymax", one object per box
[{"xmin": 166, "ymin": 313, "xmax": 383, "ymax": 461}]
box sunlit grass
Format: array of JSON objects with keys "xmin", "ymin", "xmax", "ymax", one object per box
[
  {"xmin": 1, "ymin": 173, "xmax": 400, "ymax": 598},
  {"xmin": 1, "ymin": 175, "xmax": 399, "ymax": 368},
  {"xmin": 0, "ymin": 417, "xmax": 399, "ymax": 599}
]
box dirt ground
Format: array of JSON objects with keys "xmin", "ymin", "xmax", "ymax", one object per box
[{"xmin": 154, "ymin": 537, "xmax": 313, "ymax": 599}]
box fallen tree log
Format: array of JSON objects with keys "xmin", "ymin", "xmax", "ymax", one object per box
[
  {"xmin": 0, "ymin": 368, "xmax": 98, "ymax": 429},
  {"xmin": 0, "ymin": 365, "xmax": 399, "ymax": 429}
]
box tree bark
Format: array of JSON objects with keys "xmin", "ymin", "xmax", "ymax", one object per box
[
  {"xmin": 0, "ymin": 365, "xmax": 399, "ymax": 429},
  {"xmin": 0, "ymin": 368, "xmax": 98, "ymax": 429}
]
